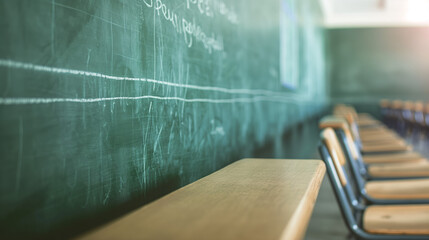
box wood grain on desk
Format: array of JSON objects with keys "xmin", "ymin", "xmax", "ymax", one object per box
[{"xmin": 78, "ymin": 159, "xmax": 325, "ymax": 240}]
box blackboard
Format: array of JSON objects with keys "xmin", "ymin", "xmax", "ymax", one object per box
[
  {"xmin": 0, "ymin": 0, "xmax": 326, "ymax": 238},
  {"xmin": 329, "ymin": 27, "xmax": 429, "ymax": 103}
]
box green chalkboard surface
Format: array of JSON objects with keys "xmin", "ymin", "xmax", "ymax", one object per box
[
  {"xmin": 329, "ymin": 27, "xmax": 429, "ymax": 103},
  {"xmin": 0, "ymin": 0, "xmax": 326, "ymax": 238}
]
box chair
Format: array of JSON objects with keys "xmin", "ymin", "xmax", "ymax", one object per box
[
  {"xmin": 424, "ymin": 103, "xmax": 429, "ymax": 128},
  {"xmin": 412, "ymin": 102, "xmax": 424, "ymax": 127},
  {"xmin": 319, "ymin": 128, "xmax": 429, "ymax": 240},
  {"xmin": 318, "ymin": 124, "xmax": 429, "ymax": 205},
  {"xmin": 319, "ymin": 116, "xmax": 429, "ymax": 179}
]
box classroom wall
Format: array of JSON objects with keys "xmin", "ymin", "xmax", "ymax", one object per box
[
  {"xmin": 0, "ymin": 0, "xmax": 327, "ymax": 238},
  {"xmin": 328, "ymin": 27, "xmax": 429, "ymax": 105}
]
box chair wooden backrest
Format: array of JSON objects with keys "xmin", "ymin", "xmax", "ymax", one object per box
[
  {"xmin": 332, "ymin": 108, "xmax": 361, "ymax": 144},
  {"xmin": 403, "ymin": 101, "xmax": 414, "ymax": 110},
  {"xmin": 402, "ymin": 101, "xmax": 414, "ymax": 122},
  {"xmin": 392, "ymin": 100, "xmax": 403, "ymax": 110},
  {"xmin": 380, "ymin": 99, "xmax": 390, "ymax": 108},
  {"xmin": 319, "ymin": 116, "xmax": 360, "ymax": 161},
  {"xmin": 414, "ymin": 101, "xmax": 424, "ymax": 125},
  {"xmin": 391, "ymin": 100, "xmax": 404, "ymax": 120},
  {"xmin": 319, "ymin": 116, "xmax": 367, "ymax": 192},
  {"xmin": 414, "ymin": 101, "xmax": 423, "ymax": 112},
  {"xmin": 425, "ymin": 103, "xmax": 429, "ymax": 127},
  {"xmin": 320, "ymin": 128, "xmax": 348, "ymax": 186},
  {"xmin": 424, "ymin": 103, "xmax": 429, "ymax": 114}
]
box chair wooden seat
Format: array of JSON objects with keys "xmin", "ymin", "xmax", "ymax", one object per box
[
  {"xmin": 361, "ymin": 143, "xmax": 411, "ymax": 153},
  {"xmin": 361, "ymin": 138, "xmax": 406, "ymax": 146},
  {"xmin": 362, "ymin": 140, "xmax": 408, "ymax": 146},
  {"xmin": 363, "ymin": 205, "xmax": 429, "ymax": 235},
  {"xmin": 360, "ymin": 133, "xmax": 400, "ymax": 142},
  {"xmin": 359, "ymin": 130, "xmax": 397, "ymax": 138},
  {"xmin": 360, "ymin": 131, "xmax": 394, "ymax": 137},
  {"xmin": 360, "ymin": 134, "xmax": 399, "ymax": 140},
  {"xmin": 358, "ymin": 118, "xmax": 380, "ymax": 123},
  {"xmin": 360, "ymin": 132, "xmax": 400, "ymax": 139},
  {"xmin": 357, "ymin": 113, "xmax": 377, "ymax": 121},
  {"xmin": 363, "ymin": 152, "xmax": 424, "ymax": 164},
  {"xmin": 359, "ymin": 125, "xmax": 389, "ymax": 131},
  {"xmin": 357, "ymin": 119, "xmax": 382, "ymax": 127},
  {"xmin": 359, "ymin": 122, "xmax": 386, "ymax": 127},
  {"xmin": 365, "ymin": 178, "xmax": 429, "ymax": 199},
  {"xmin": 359, "ymin": 126, "xmax": 394, "ymax": 132},
  {"xmin": 368, "ymin": 161, "xmax": 429, "ymax": 177},
  {"xmin": 361, "ymin": 126, "xmax": 393, "ymax": 130}
]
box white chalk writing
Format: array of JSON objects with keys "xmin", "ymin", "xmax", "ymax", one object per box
[
  {"xmin": 186, "ymin": 0, "xmax": 239, "ymax": 24},
  {"xmin": 142, "ymin": 0, "xmax": 224, "ymax": 54}
]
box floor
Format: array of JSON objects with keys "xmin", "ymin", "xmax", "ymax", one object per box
[{"xmin": 304, "ymin": 121, "xmax": 429, "ymax": 240}]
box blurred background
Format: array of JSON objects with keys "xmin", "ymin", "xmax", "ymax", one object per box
[{"xmin": 323, "ymin": 0, "xmax": 429, "ymax": 112}]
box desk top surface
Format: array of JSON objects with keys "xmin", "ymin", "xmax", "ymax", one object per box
[{"xmin": 78, "ymin": 159, "xmax": 325, "ymax": 240}]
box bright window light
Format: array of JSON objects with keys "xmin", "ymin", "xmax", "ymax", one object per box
[{"xmin": 406, "ymin": 0, "xmax": 429, "ymax": 23}]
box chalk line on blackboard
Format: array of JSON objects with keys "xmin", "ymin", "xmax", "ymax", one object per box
[
  {"xmin": 0, "ymin": 95, "xmax": 299, "ymax": 105},
  {"xmin": 0, "ymin": 59, "xmax": 287, "ymax": 96}
]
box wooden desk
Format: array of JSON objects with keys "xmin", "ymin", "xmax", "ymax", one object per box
[{"xmin": 78, "ymin": 159, "xmax": 325, "ymax": 240}]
